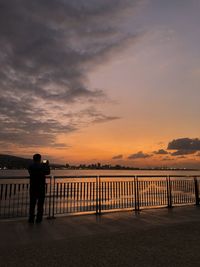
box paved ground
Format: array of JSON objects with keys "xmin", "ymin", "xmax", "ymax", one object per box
[{"xmin": 1, "ymin": 206, "xmax": 200, "ymax": 267}]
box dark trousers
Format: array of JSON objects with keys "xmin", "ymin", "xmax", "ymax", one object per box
[{"xmin": 29, "ymin": 192, "xmax": 45, "ymax": 221}]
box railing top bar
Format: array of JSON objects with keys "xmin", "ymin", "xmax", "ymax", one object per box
[
  {"xmin": 54, "ymin": 175, "xmax": 98, "ymax": 179},
  {"xmin": 0, "ymin": 176, "xmax": 51, "ymax": 180},
  {"xmin": 0, "ymin": 175, "xmax": 97, "ymax": 180},
  {"xmin": 54, "ymin": 175, "xmax": 200, "ymax": 179},
  {"xmin": 0, "ymin": 174, "xmax": 199, "ymax": 180},
  {"xmin": 142, "ymin": 175, "xmax": 199, "ymax": 178},
  {"xmin": 98, "ymin": 175, "xmax": 200, "ymax": 178}
]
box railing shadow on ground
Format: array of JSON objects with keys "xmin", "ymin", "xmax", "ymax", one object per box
[{"xmin": 0, "ymin": 175, "xmax": 200, "ymax": 219}]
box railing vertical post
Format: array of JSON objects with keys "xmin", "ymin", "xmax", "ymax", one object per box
[
  {"xmin": 98, "ymin": 176, "xmax": 102, "ymax": 214},
  {"xmin": 167, "ymin": 176, "xmax": 172, "ymax": 208},
  {"xmin": 96, "ymin": 176, "xmax": 99, "ymax": 214},
  {"xmin": 134, "ymin": 176, "xmax": 137, "ymax": 211},
  {"xmin": 194, "ymin": 177, "xmax": 199, "ymax": 206},
  {"xmin": 136, "ymin": 176, "xmax": 140, "ymax": 211},
  {"xmin": 134, "ymin": 176, "xmax": 140, "ymax": 212},
  {"xmin": 137, "ymin": 177, "xmax": 140, "ymax": 211},
  {"xmin": 52, "ymin": 176, "xmax": 56, "ymax": 219},
  {"xmin": 47, "ymin": 176, "xmax": 52, "ymax": 219}
]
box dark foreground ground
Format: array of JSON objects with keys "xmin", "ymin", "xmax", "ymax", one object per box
[{"xmin": 1, "ymin": 206, "xmax": 200, "ymax": 267}]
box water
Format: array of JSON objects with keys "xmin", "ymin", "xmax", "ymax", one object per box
[{"xmin": 1, "ymin": 169, "xmax": 200, "ymax": 178}]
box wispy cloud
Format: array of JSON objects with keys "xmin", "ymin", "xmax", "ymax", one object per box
[
  {"xmin": 171, "ymin": 150, "xmax": 197, "ymax": 156},
  {"xmin": 112, "ymin": 154, "xmax": 123, "ymax": 160},
  {"xmin": 0, "ymin": 0, "xmax": 139, "ymax": 149},
  {"xmin": 153, "ymin": 149, "xmax": 168, "ymax": 155},
  {"xmin": 128, "ymin": 151, "xmax": 152, "ymax": 160}
]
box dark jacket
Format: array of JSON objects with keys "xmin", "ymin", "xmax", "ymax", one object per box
[{"xmin": 28, "ymin": 163, "xmax": 50, "ymax": 195}]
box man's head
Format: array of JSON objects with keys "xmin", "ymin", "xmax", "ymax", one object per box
[{"xmin": 33, "ymin": 153, "xmax": 41, "ymax": 163}]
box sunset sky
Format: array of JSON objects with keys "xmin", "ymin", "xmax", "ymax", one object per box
[{"xmin": 1, "ymin": 0, "xmax": 200, "ymax": 167}]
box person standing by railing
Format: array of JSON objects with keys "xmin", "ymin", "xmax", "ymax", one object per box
[{"xmin": 28, "ymin": 154, "xmax": 50, "ymax": 223}]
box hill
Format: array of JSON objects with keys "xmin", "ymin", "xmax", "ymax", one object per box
[
  {"xmin": 0, "ymin": 154, "xmax": 32, "ymax": 169},
  {"xmin": 0, "ymin": 154, "xmax": 65, "ymax": 169}
]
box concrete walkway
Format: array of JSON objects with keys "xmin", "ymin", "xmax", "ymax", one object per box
[{"xmin": 1, "ymin": 206, "xmax": 200, "ymax": 267}]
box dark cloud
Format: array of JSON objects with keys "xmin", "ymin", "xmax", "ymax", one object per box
[
  {"xmin": 0, "ymin": 95, "xmax": 76, "ymax": 146},
  {"xmin": 0, "ymin": 0, "xmax": 139, "ymax": 148},
  {"xmin": 168, "ymin": 138, "xmax": 200, "ymax": 150},
  {"xmin": 112, "ymin": 154, "xmax": 123, "ymax": 160},
  {"xmin": 153, "ymin": 149, "xmax": 168, "ymax": 155},
  {"xmin": 170, "ymin": 150, "xmax": 197, "ymax": 156},
  {"xmin": 168, "ymin": 138, "xmax": 200, "ymax": 156},
  {"xmin": 128, "ymin": 151, "xmax": 152, "ymax": 160}
]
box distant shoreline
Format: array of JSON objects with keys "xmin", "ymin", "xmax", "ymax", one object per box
[
  {"xmin": 1, "ymin": 154, "xmax": 200, "ymax": 171},
  {"xmin": 0, "ymin": 168, "xmax": 200, "ymax": 171}
]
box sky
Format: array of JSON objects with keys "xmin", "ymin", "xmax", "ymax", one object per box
[{"xmin": 0, "ymin": 0, "xmax": 200, "ymax": 167}]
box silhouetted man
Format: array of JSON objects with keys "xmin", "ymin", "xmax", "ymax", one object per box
[{"xmin": 28, "ymin": 154, "xmax": 50, "ymax": 223}]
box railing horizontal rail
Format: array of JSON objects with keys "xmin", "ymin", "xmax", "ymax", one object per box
[
  {"xmin": 0, "ymin": 176, "xmax": 51, "ymax": 180},
  {"xmin": 54, "ymin": 176, "xmax": 98, "ymax": 178},
  {"xmin": 0, "ymin": 175, "xmax": 199, "ymax": 219},
  {"xmin": 1, "ymin": 175, "xmax": 200, "ymax": 180},
  {"xmin": 80, "ymin": 175, "xmax": 198, "ymax": 178}
]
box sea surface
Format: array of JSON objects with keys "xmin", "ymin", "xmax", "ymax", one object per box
[{"xmin": 0, "ymin": 169, "xmax": 200, "ymax": 178}]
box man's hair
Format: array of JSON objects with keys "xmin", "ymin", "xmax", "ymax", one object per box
[{"xmin": 33, "ymin": 153, "xmax": 41, "ymax": 162}]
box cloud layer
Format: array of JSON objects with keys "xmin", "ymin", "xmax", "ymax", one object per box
[{"xmin": 0, "ymin": 0, "xmax": 138, "ymax": 149}]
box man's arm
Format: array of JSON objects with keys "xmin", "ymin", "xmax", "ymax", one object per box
[
  {"xmin": 43, "ymin": 161, "xmax": 50, "ymax": 175},
  {"xmin": 44, "ymin": 166, "xmax": 50, "ymax": 175}
]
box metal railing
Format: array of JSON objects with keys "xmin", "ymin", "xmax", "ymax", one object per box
[{"xmin": 0, "ymin": 175, "xmax": 199, "ymax": 219}]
